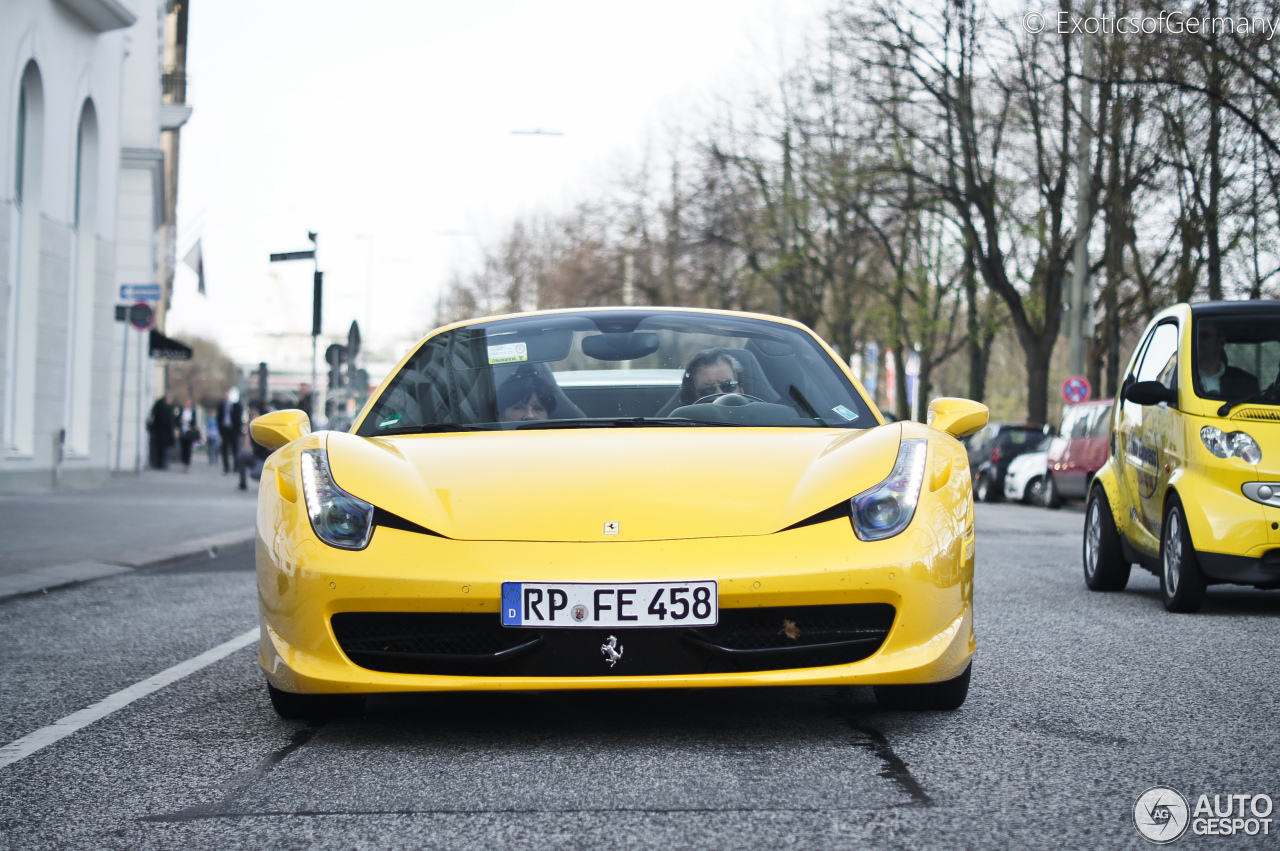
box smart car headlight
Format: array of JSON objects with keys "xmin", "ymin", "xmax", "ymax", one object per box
[
  {"xmin": 851, "ymin": 439, "xmax": 928, "ymax": 541},
  {"xmin": 300, "ymin": 448, "xmax": 375, "ymax": 549},
  {"xmin": 1200, "ymin": 426, "xmax": 1262, "ymax": 465}
]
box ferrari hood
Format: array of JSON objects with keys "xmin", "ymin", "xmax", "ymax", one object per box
[{"xmin": 324, "ymin": 425, "xmax": 904, "ymax": 542}]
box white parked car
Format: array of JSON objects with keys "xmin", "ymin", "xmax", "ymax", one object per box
[{"xmin": 1002, "ymin": 442, "xmax": 1051, "ymax": 504}]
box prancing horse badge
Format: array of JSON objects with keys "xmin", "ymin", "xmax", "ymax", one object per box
[{"xmin": 600, "ymin": 635, "xmax": 623, "ymax": 667}]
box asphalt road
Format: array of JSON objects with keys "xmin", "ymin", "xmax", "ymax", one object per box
[{"xmin": 2, "ymin": 505, "xmax": 1278, "ymax": 850}]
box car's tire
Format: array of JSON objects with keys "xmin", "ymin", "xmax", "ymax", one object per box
[
  {"xmin": 874, "ymin": 663, "xmax": 971, "ymax": 711},
  {"xmin": 1083, "ymin": 486, "xmax": 1130, "ymax": 591},
  {"xmin": 1042, "ymin": 473, "xmax": 1063, "ymax": 509},
  {"xmin": 1160, "ymin": 497, "xmax": 1207, "ymax": 613},
  {"xmin": 267, "ymin": 683, "xmax": 365, "ymax": 719},
  {"xmin": 1025, "ymin": 476, "xmax": 1045, "ymax": 506}
]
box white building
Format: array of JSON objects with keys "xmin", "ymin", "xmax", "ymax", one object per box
[{"xmin": 0, "ymin": 0, "xmax": 190, "ymax": 490}]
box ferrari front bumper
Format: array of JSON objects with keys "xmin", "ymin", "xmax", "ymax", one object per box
[{"xmin": 257, "ymin": 511, "xmax": 975, "ymax": 694}]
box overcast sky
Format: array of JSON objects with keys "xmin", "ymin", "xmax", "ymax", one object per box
[{"xmin": 170, "ymin": 0, "xmax": 832, "ymax": 360}]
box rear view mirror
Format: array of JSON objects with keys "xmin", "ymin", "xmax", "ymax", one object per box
[
  {"xmin": 581, "ymin": 332, "xmax": 661, "ymax": 362},
  {"xmin": 1123, "ymin": 381, "xmax": 1176, "ymax": 406},
  {"xmin": 927, "ymin": 397, "xmax": 989, "ymax": 439}
]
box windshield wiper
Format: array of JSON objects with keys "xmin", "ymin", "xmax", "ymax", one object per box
[
  {"xmin": 374, "ymin": 423, "xmax": 494, "ymax": 435},
  {"xmin": 1218, "ymin": 379, "xmax": 1280, "ymax": 416},
  {"xmin": 516, "ymin": 417, "xmax": 712, "ymax": 430}
]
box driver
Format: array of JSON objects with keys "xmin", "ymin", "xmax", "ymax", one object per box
[
  {"xmin": 497, "ymin": 366, "xmax": 558, "ymax": 422},
  {"xmin": 1198, "ymin": 322, "xmax": 1258, "ymax": 397},
  {"xmin": 679, "ymin": 348, "xmax": 749, "ymax": 405}
]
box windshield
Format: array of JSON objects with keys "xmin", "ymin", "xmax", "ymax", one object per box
[
  {"xmin": 356, "ymin": 310, "xmax": 877, "ymax": 434},
  {"xmin": 1193, "ymin": 312, "xmax": 1280, "ymax": 402}
]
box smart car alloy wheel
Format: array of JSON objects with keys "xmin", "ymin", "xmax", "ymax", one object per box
[
  {"xmin": 1160, "ymin": 497, "xmax": 1207, "ymax": 613},
  {"xmin": 1083, "ymin": 487, "xmax": 1129, "ymax": 591}
]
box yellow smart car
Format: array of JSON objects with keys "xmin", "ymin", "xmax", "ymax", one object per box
[
  {"xmin": 1085, "ymin": 301, "xmax": 1280, "ymax": 612},
  {"xmin": 250, "ymin": 307, "xmax": 989, "ymax": 716}
]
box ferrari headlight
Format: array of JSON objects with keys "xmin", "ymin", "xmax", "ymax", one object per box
[
  {"xmin": 851, "ymin": 439, "xmax": 928, "ymax": 541},
  {"xmin": 300, "ymin": 449, "xmax": 375, "ymax": 549},
  {"xmin": 1200, "ymin": 426, "xmax": 1262, "ymax": 465}
]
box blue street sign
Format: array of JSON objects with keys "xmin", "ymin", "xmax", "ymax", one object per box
[{"xmin": 120, "ymin": 284, "xmax": 162, "ymax": 301}]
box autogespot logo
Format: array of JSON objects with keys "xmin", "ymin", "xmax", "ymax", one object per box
[{"xmin": 1134, "ymin": 787, "xmax": 1190, "ymax": 844}]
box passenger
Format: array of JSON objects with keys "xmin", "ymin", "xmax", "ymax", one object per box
[
  {"xmin": 1198, "ymin": 322, "xmax": 1258, "ymax": 397},
  {"xmin": 680, "ymin": 348, "xmax": 749, "ymax": 405},
  {"xmin": 497, "ymin": 367, "xmax": 558, "ymax": 422}
]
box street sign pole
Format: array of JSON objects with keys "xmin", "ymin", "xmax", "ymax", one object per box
[{"xmin": 269, "ymin": 233, "xmax": 321, "ymax": 418}]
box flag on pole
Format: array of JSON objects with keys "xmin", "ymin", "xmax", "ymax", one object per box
[{"xmin": 182, "ymin": 239, "xmax": 206, "ymax": 295}]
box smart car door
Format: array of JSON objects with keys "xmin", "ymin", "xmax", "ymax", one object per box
[{"xmin": 1121, "ymin": 321, "xmax": 1181, "ymax": 555}]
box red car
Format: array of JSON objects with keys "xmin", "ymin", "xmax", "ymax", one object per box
[{"xmin": 1044, "ymin": 399, "xmax": 1113, "ymax": 506}]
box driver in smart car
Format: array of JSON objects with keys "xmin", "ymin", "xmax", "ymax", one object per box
[
  {"xmin": 679, "ymin": 348, "xmax": 752, "ymax": 405},
  {"xmin": 1197, "ymin": 320, "xmax": 1259, "ymax": 397}
]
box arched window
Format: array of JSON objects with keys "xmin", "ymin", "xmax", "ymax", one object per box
[
  {"xmin": 64, "ymin": 99, "xmax": 99, "ymax": 455},
  {"xmin": 4, "ymin": 60, "xmax": 44, "ymax": 455}
]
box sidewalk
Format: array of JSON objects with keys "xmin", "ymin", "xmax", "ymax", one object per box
[{"xmin": 0, "ymin": 449, "xmax": 258, "ymax": 598}]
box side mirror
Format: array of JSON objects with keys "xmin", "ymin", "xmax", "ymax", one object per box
[
  {"xmin": 1123, "ymin": 381, "xmax": 1176, "ymax": 406},
  {"xmin": 250, "ymin": 409, "xmax": 311, "ymax": 451},
  {"xmin": 927, "ymin": 397, "xmax": 990, "ymax": 439}
]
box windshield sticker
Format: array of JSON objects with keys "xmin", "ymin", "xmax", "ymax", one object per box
[
  {"xmin": 832, "ymin": 405, "xmax": 856, "ymax": 421},
  {"xmin": 488, "ymin": 342, "xmax": 529, "ymax": 365},
  {"xmin": 378, "ymin": 412, "xmax": 403, "ymax": 429}
]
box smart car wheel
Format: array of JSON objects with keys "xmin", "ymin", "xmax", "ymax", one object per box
[
  {"xmin": 267, "ymin": 683, "xmax": 365, "ymax": 719},
  {"xmin": 874, "ymin": 663, "xmax": 971, "ymax": 711},
  {"xmin": 1160, "ymin": 497, "xmax": 1207, "ymax": 613},
  {"xmin": 1083, "ymin": 486, "xmax": 1130, "ymax": 591},
  {"xmin": 1025, "ymin": 476, "xmax": 1045, "ymax": 505}
]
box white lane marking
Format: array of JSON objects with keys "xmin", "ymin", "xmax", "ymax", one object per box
[{"xmin": 0, "ymin": 627, "xmax": 259, "ymax": 769}]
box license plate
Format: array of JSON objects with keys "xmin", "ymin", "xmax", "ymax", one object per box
[{"xmin": 501, "ymin": 581, "xmax": 718, "ymax": 628}]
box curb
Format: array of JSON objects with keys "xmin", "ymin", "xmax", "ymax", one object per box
[{"xmin": 0, "ymin": 527, "xmax": 256, "ymax": 601}]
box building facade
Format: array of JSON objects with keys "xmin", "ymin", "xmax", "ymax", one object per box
[{"xmin": 0, "ymin": 0, "xmax": 190, "ymax": 491}]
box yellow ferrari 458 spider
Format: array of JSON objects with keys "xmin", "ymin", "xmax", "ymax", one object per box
[{"xmin": 250, "ymin": 308, "xmax": 988, "ymax": 717}]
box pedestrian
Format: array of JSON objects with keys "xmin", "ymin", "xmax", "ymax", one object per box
[
  {"xmin": 177, "ymin": 398, "xmax": 198, "ymax": 472},
  {"xmin": 205, "ymin": 410, "xmax": 220, "ymax": 464},
  {"xmin": 147, "ymin": 395, "xmax": 176, "ymax": 470},
  {"xmin": 239, "ymin": 404, "xmax": 272, "ymax": 491},
  {"xmin": 218, "ymin": 388, "xmax": 243, "ymax": 475}
]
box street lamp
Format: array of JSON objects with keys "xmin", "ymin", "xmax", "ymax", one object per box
[{"xmin": 269, "ymin": 232, "xmax": 321, "ymax": 416}]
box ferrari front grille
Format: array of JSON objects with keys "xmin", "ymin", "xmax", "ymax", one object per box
[{"xmin": 331, "ymin": 604, "xmax": 896, "ymax": 677}]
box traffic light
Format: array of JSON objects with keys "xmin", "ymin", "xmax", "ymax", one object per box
[{"xmin": 325, "ymin": 343, "xmax": 348, "ymax": 390}]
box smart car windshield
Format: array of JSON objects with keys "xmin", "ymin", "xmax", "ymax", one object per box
[
  {"xmin": 1193, "ymin": 311, "xmax": 1280, "ymax": 406},
  {"xmin": 357, "ymin": 310, "xmax": 877, "ymax": 434}
]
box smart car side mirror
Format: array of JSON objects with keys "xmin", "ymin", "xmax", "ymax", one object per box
[
  {"xmin": 927, "ymin": 397, "xmax": 989, "ymax": 439},
  {"xmin": 1123, "ymin": 381, "xmax": 1176, "ymax": 406},
  {"xmin": 250, "ymin": 409, "xmax": 311, "ymax": 451}
]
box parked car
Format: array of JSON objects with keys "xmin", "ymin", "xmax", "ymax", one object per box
[
  {"xmin": 1043, "ymin": 399, "xmax": 1114, "ymax": 507},
  {"xmin": 1085, "ymin": 300, "xmax": 1280, "ymax": 612},
  {"xmin": 967, "ymin": 422, "xmax": 1049, "ymax": 502},
  {"xmin": 249, "ymin": 307, "xmax": 991, "ymax": 716},
  {"xmin": 1002, "ymin": 438, "xmax": 1051, "ymax": 504}
]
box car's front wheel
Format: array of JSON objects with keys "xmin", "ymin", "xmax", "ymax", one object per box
[
  {"xmin": 267, "ymin": 683, "xmax": 365, "ymax": 719},
  {"xmin": 1161, "ymin": 497, "xmax": 1207, "ymax": 613},
  {"xmin": 1025, "ymin": 476, "xmax": 1045, "ymax": 505},
  {"xmin": 874, "ymin": 663, "xmax": 971, "ymax": 711},
  {"xmin": 1083, "ymin": 486, "xmax": 1130, "ymax": 591}
]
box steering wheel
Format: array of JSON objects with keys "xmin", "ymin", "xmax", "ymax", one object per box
[{"xmin": 694, "ymin": 392, "xmax": 767, "ymax": 406}]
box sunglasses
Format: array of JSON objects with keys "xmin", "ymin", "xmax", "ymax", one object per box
[{"xmin": 696, "ymin": 379, "xmax": 740, "ymax": 396}]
